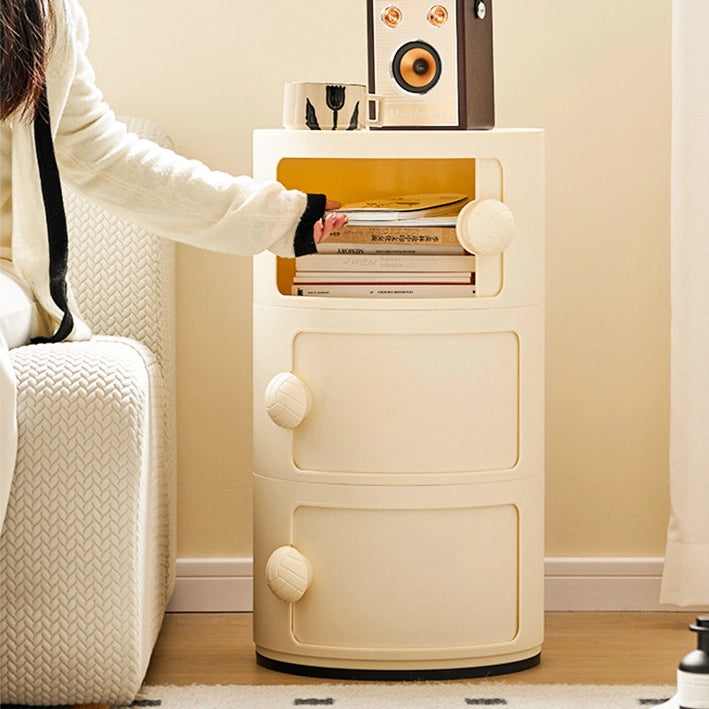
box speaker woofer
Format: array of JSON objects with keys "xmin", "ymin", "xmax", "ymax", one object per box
[{"xmin": 392, "ymin": 40, "xmax": 442, "ymax": 94}]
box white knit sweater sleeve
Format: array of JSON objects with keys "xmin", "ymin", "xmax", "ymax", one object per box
[{"xmin": 52, "ymin": 0, "xmax": 307, "ymax": 258}]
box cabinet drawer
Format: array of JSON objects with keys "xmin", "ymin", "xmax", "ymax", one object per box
[
  {"xmin": 292, "ymin": 331, "xmax": 519, "ymax": 473},
  {"xmin": 291, "ymin": 504, "xmax": 519, "ymax": 651}
]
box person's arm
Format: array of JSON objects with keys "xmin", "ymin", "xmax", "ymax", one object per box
[{"xmin": 52, "ymin": 0, "xmax": 327, "ymax": 257}]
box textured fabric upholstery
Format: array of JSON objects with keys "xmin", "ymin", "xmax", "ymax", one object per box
[{"xmin": 0, "ymin": 118, "xmax": 176, "ymax": 705}]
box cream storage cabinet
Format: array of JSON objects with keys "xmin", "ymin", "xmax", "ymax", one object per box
[{"xmin": 252, "ymin": 129, "xmax": 544, "ymax": 679}]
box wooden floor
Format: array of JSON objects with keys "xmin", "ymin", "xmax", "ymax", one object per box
[{"xmin": 141, "ymin": 611, "xmax": 696, "ymax": 687}]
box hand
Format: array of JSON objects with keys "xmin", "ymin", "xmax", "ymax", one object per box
[{"xmin": 313, "ymin": 200, "xmax": 348, "ymax": 244}]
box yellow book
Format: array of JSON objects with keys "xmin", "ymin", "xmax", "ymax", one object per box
[
  {"xmin": 334, "ymin": 193, "xmax": 467, "ymax": 222},
  {"xmin": 324, "ymin": 223, "xmax": 464, "ymax": 248}
]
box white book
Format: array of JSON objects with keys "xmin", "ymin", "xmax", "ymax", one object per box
[
  {"xmin": 296, "ymin": 253, "xmax": 476, "ymax": 272},
  {"xmin": 293, "ymin": 272, "xmax": 473, "ymax": 284},
  {"xmin": 336, "ymin": 215, "xmax": 460, "ymax": 227},
  {"xmin": 291, "ymin": 284, "xmax": 477, "ymax": 298},
  {"xmin": 316, "ymin": 243, "xmax": 468, "ymax": 255}
]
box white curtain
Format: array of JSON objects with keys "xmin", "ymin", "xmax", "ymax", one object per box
[{"xmin": 661, "ymin": 0, "xmax": 709, "ymax": 607}]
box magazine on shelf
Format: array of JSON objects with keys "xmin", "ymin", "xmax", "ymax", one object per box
[
  {"xmin": 333, "ymin": 193, "xmax": 468, "ymax": 222},
  {"xmin": 292, "ymin": 284, "xmax": 477, "ymax": 298},
  {"xmin": 322, "ymin": 223, "xmax": 463, "ymax": 249},
  {"xmin": 293, "ymin": 272, "xmax": 473, "ymax": 285},
  {"xmin": 296, "ymin": 253, "xmax": 476, "ymax": 272},
  {"xmin": 316, "ymin": 243, "xmax": 467, "ymax": 255}
]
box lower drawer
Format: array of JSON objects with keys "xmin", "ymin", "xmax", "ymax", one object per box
[{"xmin": 253, "ymin": 474, "xmax": 544, "ymax": 672}]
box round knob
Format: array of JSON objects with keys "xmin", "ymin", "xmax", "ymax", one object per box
[
  {"xmin": 264, "ymin": 372, "xmax": 311, "ymax": 429},
  {"xmin": 456, "ymin": 198, "xmax": 515, "ymax": 255},
  {"xmin": 265, "ymin": 546, "xmax": 313, "ymax": 603}
]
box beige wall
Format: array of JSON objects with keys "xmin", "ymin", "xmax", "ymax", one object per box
[{"xmin": 81, "ymin": 0, "xmax": 671, "ymax": 559}]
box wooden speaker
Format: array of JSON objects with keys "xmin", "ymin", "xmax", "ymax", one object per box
[{"xmin": 367, "ymin": 0, "xmax": 495, "ymax": 129}]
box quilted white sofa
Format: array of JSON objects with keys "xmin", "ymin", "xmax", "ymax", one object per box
[{"xmin": 0, "ymin": 119, "xmax": 176, "ymax": 706}]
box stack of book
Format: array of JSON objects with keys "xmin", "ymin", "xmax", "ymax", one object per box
[{"xmin": 292, "ymin": 193, "xmax": 476, "ymax": 298}]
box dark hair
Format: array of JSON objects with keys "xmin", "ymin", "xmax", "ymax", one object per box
[{"xmin": 0, "ymin": 0, "xmax": 53, "ymax": 121}]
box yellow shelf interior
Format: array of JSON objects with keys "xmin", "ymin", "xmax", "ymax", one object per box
[{"xmin": 275, "ymin": 157, "xmax": 477, "ymax": 295}]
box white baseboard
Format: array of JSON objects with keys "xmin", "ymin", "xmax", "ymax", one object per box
[
  {"xmin": 167, "ymin": 558, "xmax": 253, "ymax": 612},
  {"xmin": 167, "ymin": 556, "xmax": 677, "ymax": 613},
  {"xmin": 544, "ymin": 557, "xmax": 669, "ymax": 611}
]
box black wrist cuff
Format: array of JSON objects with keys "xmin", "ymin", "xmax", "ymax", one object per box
[{"xmin": 294, "ymin": 193, "xmax": 327, "ymax": 257}]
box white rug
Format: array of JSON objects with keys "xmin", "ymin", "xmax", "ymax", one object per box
[{"xmin": 120, "ymin": 683, "xmax": 678, "ymax": 708}]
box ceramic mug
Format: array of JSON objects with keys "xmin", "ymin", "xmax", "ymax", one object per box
[{"xmin": 283, "ymin": 82, "xmax": 383, "ymax": 131}]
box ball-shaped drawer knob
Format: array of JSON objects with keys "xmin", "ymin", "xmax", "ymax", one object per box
[
  {"xmin": 265, "ymin": 546, "xmax": 313, "ymax": 603},
  {"xmin": 264, "ymin": 372, "xmax": 311, "ymax": 429},
  {"xmin": 456, "ymin": 198, "xmax": 515, "ymax": 255}
]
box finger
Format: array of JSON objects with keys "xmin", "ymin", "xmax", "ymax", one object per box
[
  {"xmin": 325, "ymin": 199, "xmax": 342, "ymax": 211},
  {"xmin": 318, "ymin": 213, "xmax": 341, "ymax": 243},
  {"xmin": 312, "ymin": 219, "xmax": 325, "ymax": 244},
  {"xmin": 320, "ymin": 213, "xmax": 336, "ymax": 240}
]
